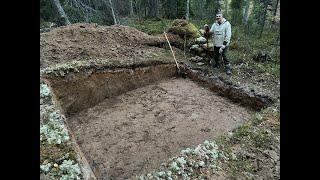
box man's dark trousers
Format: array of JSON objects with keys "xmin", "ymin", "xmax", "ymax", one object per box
[{"xmin": 213, "ymin": 46, "xmax": 230, "ymax": 66}]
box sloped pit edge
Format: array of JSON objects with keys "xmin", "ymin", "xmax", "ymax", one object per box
[
  {"xmin": 181, "ymin": 65, "xmax": 273, "ymax": 110},
  {"xmin": 60, "ymin": 116, "xmax": 97, "ymax": 180},
  {"xmin": 41, "ymin": 60, "xmax": 177, "ymax": 117}
]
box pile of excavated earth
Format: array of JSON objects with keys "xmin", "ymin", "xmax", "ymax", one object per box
[{"xmin": 40, "ymin": 23, "xmax": 185, "ymax": 69}]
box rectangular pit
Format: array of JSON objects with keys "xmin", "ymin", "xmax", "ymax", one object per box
[
  {"xmin": 41, "ymin": 61, "xmax": 270, "ymax": 179},
  {"xmin": 67, "ymin": 78, "xmax": 252, "ymax": 179}
]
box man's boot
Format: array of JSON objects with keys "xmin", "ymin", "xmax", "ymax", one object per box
[{"xmin": 225, "ymin": 64, "xmax": 232, "ymax": 75}]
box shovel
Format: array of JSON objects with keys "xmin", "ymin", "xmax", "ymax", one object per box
[
  {"xmin": 204, "ymin": 24, "xmax": 211, "ymax": 65},
  {"xmin": 164, "ymin": 31, "xmax": 185, "ymax": 78}
]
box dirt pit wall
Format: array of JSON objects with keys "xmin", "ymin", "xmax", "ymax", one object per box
[
  {"xmin": 183, "ymin": 66, "xmax": 273, "ymax": 110},
  {"xmin": 42, "ymin": 63, "xmax": 177, "ymax": 117}
]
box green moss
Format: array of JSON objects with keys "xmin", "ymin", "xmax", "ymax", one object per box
[
  {"xmin": 230, "ymin": 158, "xmax": 255, "ymax": 173},
  {"xmin": 232, "ymin": 124, "xmax": 252, "ymax": 141},
  {"xmin": 252, "ymin": 113, "xmax": 264, "ymax": 126},
  {"xmin": 168, "ymin": 19, "xmax": 201, "ymax": 38},
  {"xmin": 122, "ymin": 18, "xmax": 202, "ymax": 38},
  {"xmin": 185, "ymin": 22, "xmax": 201, "ymax": 38},
  {"xmin": 121, "ymin": 18, "xmax": 172, "ymax": 35},
  {"xmin": 40, "ymin": 143, "xmax": 77, "ymax": 164},
  {"xmin": 251, "ymin": 130, "xmax": 271, "ymax": 148},
  {"xmin": 40, "ymin": 21, "xmax": 55, "ymax": 29}
]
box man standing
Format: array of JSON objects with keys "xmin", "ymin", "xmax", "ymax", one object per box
[{"xmin": 205, "ymin": 12, "xmax": 232, "ymax": 75}]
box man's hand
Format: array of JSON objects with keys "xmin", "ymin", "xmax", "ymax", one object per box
[{"xmin": 219, "ymin": 45, "xmax": 225, "ymax": 54}]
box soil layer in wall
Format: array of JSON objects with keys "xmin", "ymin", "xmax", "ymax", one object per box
[{"xmin": 42, "ymin": 64, "xmax": 177, "ymax": 116}]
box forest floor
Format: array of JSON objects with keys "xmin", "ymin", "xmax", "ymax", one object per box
[{"xmin": 40, "ymin": 21, "xmax": 280, "ymax": 179}]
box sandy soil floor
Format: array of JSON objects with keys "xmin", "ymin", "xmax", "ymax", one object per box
[{"xmin": 67, "ymin": 78, "xmax": 252, "ymax": 179}]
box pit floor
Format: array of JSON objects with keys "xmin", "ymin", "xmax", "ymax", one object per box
[{"xmin": 67, "ymin": 78, "xmax": 252, "ymax": 179}]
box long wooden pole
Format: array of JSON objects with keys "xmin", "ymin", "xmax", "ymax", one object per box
[{"xmin": 164, "ymin": 32, "xmax": 180, "ymax": 71}]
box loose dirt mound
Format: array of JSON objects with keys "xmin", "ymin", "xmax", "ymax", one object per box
[{"xmin": 40, "ymin": 23, "xmax": 184, "ymax": 69}]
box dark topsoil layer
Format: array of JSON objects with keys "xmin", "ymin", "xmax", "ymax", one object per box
[{"xmin": 67, "ymin": 78, "xmax": 252, "ymax": 179}]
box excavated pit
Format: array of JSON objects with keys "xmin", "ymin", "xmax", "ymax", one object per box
[
  {"xmin": 67, "ymin": 78, "xmax": 252, "ymax": 179},
  {"xmin": 41, "ymin": 62, "xmax": 272, "ymax": 179}
]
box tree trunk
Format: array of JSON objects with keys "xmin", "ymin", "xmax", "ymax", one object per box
[
  {"xmin": 225, "ymin": 0, "xmax": 228, "ymax": 16},
  {"xmin": 259, "ymin": 0, "xmax": 269, "ymax": 38},
  {"xmin": 135, "ymin": 0, "xmax": 141, "ymax": 21},
  {"xmin": 243, "ymin": 0, "xmax": 250, "ymax": 25},
  {"xmin": 276, "ymin": 28, "xmax": 280, "ymax": 45},
  {"xmin": 116, "ymin": 7, "xmax": 121, "ymax": 24},
  {"xmin": 271, "ymin": 0, "xmax": 279, "ymax": 26},
  {"xmin": 130, "ymin": 0, "xmax": 134, "ymax": 15},
  {"xmin": 148, "ymin": 0, "xmax": 159, "ymax": 18},
  {"xmin": 50, "ymin": 0, "xmax": 71, "ymax": 25},
  {"xmin": 114, "ymin": 0, "xmax": 121, "ymax": 24},
  {"xmin": 200, "ymin": 0, "xmax": 203, "ymax": 19},
  {"xmin": 186, "ymin": 0, "xmax": 190, "ymax": 20},
  {"xmin": 175, "ymin": 0, "xmax": 178, "ymax": 18},
  {"xmin": 273, "ymin": 0, "xmax": 279, "ymax": 17},
  {"xmin": 108, "ymin": 0, "xmax": 117, "ymax": 25},
  {"xmin": 216, "ymin": 0, "xmax": 223, "ymax": 14},
  {"xmin": 163, "ymin": 0, "xmax": 177, "ymax": 19}
]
